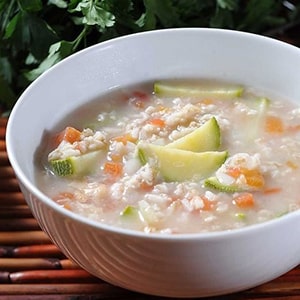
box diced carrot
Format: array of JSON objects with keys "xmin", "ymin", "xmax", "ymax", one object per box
[
  {"xmin": 129, "ymin": 91, "xmax": 149, "ymax": 109},
  {"xmin": 110, "ymin": 154, "xmax": 122, "ymax": 162},
  {"xmin": 53, "ymin": 193, "xmax": 74, "ymax": 210},
  {"xmin": 148, "ymin": 118, "xmax": 165, "ymax": 127},
  {"xmin": 202, "ymin": 99, "xmax": 214, "ymax": 105},
  {"xmin": 286, "ymin": 160, "xmax": 298, "ymax": 169},
  {"xmin": 132, "ymin": 91, "xmax": 149, "ymax": 100},
  {"xmin": 53, "ymin": 192, "xmax": 75, "ymax": 201},
  {"xmin": 287, "ymin": 124, "xmax": 300, "ymax": 132},
  {"xmin": 242, "ymin": 169, "xmax": 265, "ymax": 189},
  {"xmin": 201, "ymin": 196, "xmax": 214, "ymax": 211},
  {"xmin": 140, "ymin": 181, "xmax": 154, "ymax": 191},
  {"xmin": 227, "ymin": 167, "xmax": 264, "ymax": 189},
  {"xmin": 63, "ymin": 203, "xmax": 72, "ymax": 210},
  {"xmin": 157, "ymin": 105, "xmax": 168, "ymax": 112},
  {"xmin": 112, "ymin": 134, "xmax": 137, "ymax": 145},
  {"xmin": 263, "ymin": 187, "xmax": 281, "ymax": 195},
  {"xmin": 226, "ymin": 167, "xmax": 241, "ymax": 178},
  {"xmin": 56, "ymin": 127, "xmax": 82, "ymax": 144},
  {"xmin": 233, "ymin": 193, "xmax": 255, "ymax": 209},
  {"xmin": 103, "ymin": 162, "xmax": 123, "ymax": 177},
  {"xmin": 265, "ymin": 116, "xmax": 284, "ymax": 134}
]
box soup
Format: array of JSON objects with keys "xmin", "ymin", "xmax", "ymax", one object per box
[{"xmin": 36, "ymin": 80, "xmax": 300, "ymax": 234}]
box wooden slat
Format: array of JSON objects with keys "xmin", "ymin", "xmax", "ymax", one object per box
[
  {"xmin": 0, "ymin": 283, "xmax": 132, "ymax": 296},
  {"xmin": 12, "ymin": 244, "xmax": 63, "ymax": 258},
  {"xmin": 0, "ymin": 231, "xmax": 50, "ymax": 246},
  {"xmin": 59, "ymin": 259, "xmax": 80, "ymax": 270},
  {"xmin": 0, "ymin": 151, "xmax": 9, "ymax": 166},
  {"xmin": 0, "ymin": 165, "xmax": 14, "ymax": 178},
  {"xmin": 0, "ymin": 218, "xmax": 39, "ymax": 231},
  {"xmin": 0, "ymin": 117, "xmax": 8, "ymax": 127},
  {"xmin": 0, "ymin": 257, "xmax": 61, "ymax": 271},
  {"xmin": 0, "ymin": 206, "xmax": 33, "ymax": 218},
  {"xmin": 0, "ymin": 177, "xmax": 20, "ymax": 192},
  {"xmin": 0, "ymin": 192, "xmax": 26, "ymax": 205},
  {"xmin": 9, "ymin": 269, "xmax": 100, "ymax": 283},
  {"xmin": 247, "ymin": 281, "xmax": 300, "ymax": 295},
  {"xmin": 0, "ymin": 126, "xmax": 6, "ymax": 140},
  {"xmin": 0, "ymin": 139, "xmax": 6, "ymax": 151}
]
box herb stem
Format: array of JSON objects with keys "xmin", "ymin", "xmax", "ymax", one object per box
[
  {"xmin": 0, "ymin": 0, "xmax": 17, "ymax": 37},
  {"xmin": 73, "ymin": 25, "xmax": 89, "ymax": 51}
]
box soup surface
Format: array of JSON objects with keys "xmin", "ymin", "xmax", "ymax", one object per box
[{"xmin": 37, "ymin": 80, "xmax": 300, "ymax": 234}]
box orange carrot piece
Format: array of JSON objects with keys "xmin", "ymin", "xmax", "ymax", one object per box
[
  {"xmin": 140, "ymin": 181, "xmax": 154, "ymax": 191},
  {"xmin": 233, "ymin": 193, "xmax": 255, "ymax": 209},
  {"xmin": 52, "ymin": 193, "xmax": 74, "ymax": 211},
  {"xmin": 56, "ymin": 127, "xmax": 82, "ymax": 144},
  {"xmin": 263, "ymin": 187, "xmax": 281, "ymax": 195},
  {"xmin": 132, "ymin": 91, "xmax": 149, "ymax": 100},
  {"xmin": 103, "ymin": 162, "xmax": 123, "ymax": 177},
  {"xmin": 287, "ymin": 124, "xmax": 300, "ymax": 132},
  {"xmin": 148, "ymin": 118, "xmax": 165, "ymax": 127},
  {"xmin": 113, "ymin": 134, "xmax": 136, "ymax": 145},
  {"xmin": 243, "ymin": 169, "xmax": 265, "ymax": 189},
  {"xmin": 63, "ymin": 203, "xmax": 72, "ymax": 210},
  {"xmin": 201, "ymin": 196, "xmax": 214, "ymax": 211},
  {"xmin": 157, "ymin": 105, "xmax": 167, "ymax": 112},
  {"xmin": 110, "ymin": 154, "xmax": 122, "ymax": 162},
  {"xmin": 227, "ymin": 167, "xmax": 264, "ymax": 189},
  {"xmin": 226, "ymin": 167, "xmax": 241, "ymax": 178},
  {"xmin": 53, "ymin": 192, "xmax": 74, "ymax": 201},
  {"xmin": 129, "ymin": 91, "xmax": 149, "ymax": 109},
  {"xmin": 286, "ymin": 160, "xmax": 298, "ymax": 169},
  {"xmin": 202, "ymin": 99, "xmax": 214, "ymax": 105},
  {"xmin": 265, "ymin": 116, "xmax": 284, "ymax": 134}
]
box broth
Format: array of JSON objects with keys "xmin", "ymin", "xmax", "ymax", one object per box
[{"xmin": 36, "ymin": 80, "xmax": 300, "ymax": 234}]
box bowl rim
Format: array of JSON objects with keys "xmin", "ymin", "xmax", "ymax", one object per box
[{"xmin": 6, "ymin": 27, "xmax": 300, "ymax": 241}]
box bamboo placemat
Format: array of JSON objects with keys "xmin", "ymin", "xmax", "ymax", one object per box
[{"xmin": 2, "ymin": 117, "xmax": 300, "ymax": 300}]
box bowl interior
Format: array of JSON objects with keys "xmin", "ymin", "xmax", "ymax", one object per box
[{"xmin": 6, "ymin": 27, "xmax": 300, "ymax": 221}]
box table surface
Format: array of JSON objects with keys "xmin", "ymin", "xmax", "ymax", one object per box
[{"xmin": 2, "ymin": 27, "xmax": 300, "ymax": 299}]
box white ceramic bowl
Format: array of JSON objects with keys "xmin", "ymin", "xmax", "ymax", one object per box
[{"xmin": 6, "ymin": 28, "xmax": 300, "ymax": 298}]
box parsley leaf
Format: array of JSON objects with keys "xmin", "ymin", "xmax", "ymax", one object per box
[{"xmin": 0, "ymin": 0, "xmax": 299, "ymax": 113}]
